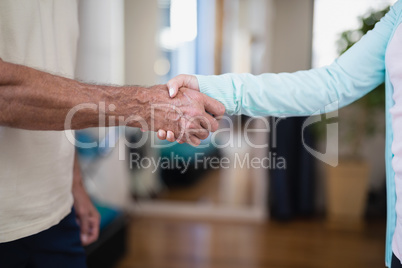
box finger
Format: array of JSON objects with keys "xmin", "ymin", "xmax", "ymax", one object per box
[
  {"xmin": 79, "ymin": 215, "xmax": 90, "ymax": 246},
  {"xmin": 166, "ymin": 131, "xmax": 176, "ymax": 142},
  {"xmin": 202, "ymin": 96, "xmax": 226, "ymax": 118},
  {"xmin": 157, "ymin": 129, "xmax": 167, "ymax": 140},
  {"xmin": 86, "ymin": 216, "xmax": 100, "ymax": 244},
  {"xmin": 185, "ymin": 112, "xmax": 218, "ymax": 134},
  {"xmin": 199, "ymin": 112, "xmax": 219, "ymax": 132},
  {"xmin": 192, "ymin": 128, "xmax": 210, "ymax": 140},
  {"xmin": 177, "ymin": 123, "xmax": 203, "ymax": 146},
  {"xmin": 178, "ymin": 130, "xmax": 201, "ymax": 146},
  {"xmin": 176, "ymin": 135, "xmax": 185, "ymax": 144},
  {"xmin": 175, "ymin": 133, "xmax": 186, "ymax": 144},
  {"xmin": 174, "ymin": 129, "xmax": 191, "ymax": 144},
  {"xmin": 167, "ymin": 74, "xmax": 199, "ymax": 98},
  {"xmin": 188, "ymin": 135, "xmax": 201, "ymax": 147},
  {"xmin": 166, "ymin": 79, "xmax": 180, "ymax": 98}
]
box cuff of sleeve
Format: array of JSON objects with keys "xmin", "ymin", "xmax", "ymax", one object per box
[{"xmin": 195, "ymin": 74, "xmax": 238, "ymax": 115}]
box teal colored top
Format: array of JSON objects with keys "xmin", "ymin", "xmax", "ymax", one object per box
[{"xmin": 196, "ymin": 1, "xmax": 402, "ymax": 266}]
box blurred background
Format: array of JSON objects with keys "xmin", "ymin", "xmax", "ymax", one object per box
[{"xmin": 74, "ymin": 0, "xmax": 397, "ymax": 267}]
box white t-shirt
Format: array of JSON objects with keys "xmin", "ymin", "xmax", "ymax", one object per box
[
  {"xmin": 0, "ymin": 0, "xmax": 79, "ymax": 242},
  {"xmin": 388, "ymin": 22, "xmax": 402, "ymax": 260}
]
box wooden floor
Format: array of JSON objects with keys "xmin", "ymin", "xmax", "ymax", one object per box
[
  {"xmin": 157, "ymin": 169, "xmax": 253, "ymax": 207},
  {"xmin": 114, "ymin": 217, "xmax": 386, "ymax": 268}
]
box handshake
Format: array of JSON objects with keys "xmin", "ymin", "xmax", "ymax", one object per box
[
  {"xmin": 147, "ymin": 74, "xmax": 225, "ymax": 146},
  {"xmin": 0, "ymin": 59, "xmax": 224, "ymax": 145}
]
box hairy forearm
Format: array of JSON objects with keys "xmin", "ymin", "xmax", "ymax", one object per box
[
  {"xmin": 0, "ymin": 59, "xmax": 225, "ymax": 144},
  {"xmin": 0, "ymin": 59, "xmax": 154, "ymax": 130}
]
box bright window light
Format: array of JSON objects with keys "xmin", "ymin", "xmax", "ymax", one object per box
[
  {"xmin": 170, "ymin": 0, "xmax": 197, "ymax": 43},
  {"xmin": 312, "ymin": 0, "xmax": 396, "ymax": 68}
]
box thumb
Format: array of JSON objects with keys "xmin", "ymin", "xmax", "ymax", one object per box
[
  {"xmin": 167, "ymin": 74, "xmax": 199, "ymax": 98},
  {"xmin": 167, "ymin": 79, "xmax": 180, "ymax": 98}
]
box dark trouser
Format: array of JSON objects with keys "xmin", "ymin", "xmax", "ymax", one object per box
[
  {"xmin": 0, "ymin": 208, "xmax": 86, "ymax": 268},
  {"xmin": 393, "ymin": 253, "xmax": 402, "ymax": 268}
]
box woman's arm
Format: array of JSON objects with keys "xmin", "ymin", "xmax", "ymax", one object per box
[{"xmin": 168, "ymin": 1, "xmax": 401, "ymax": 117}]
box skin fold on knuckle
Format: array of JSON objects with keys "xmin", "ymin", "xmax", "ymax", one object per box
[
  {"xmin": 191, "ymin": 137, "xmax": 201, "ymax": 147},
  {"xmin": 199, "ymin": 132, "xmax": 208, "ymax": 140},
  {"xmin": 200, "ymin": 128, "xmax": 210, "ymax": 138}
]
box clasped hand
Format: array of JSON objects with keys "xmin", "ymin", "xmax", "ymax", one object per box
[{"xmin": 155, "ymin": 75, "xmax": 223, "ymax": 146}]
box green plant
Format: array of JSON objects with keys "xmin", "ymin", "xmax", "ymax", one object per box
[
  {"xmin": 314, "ymin": 7, "xmax": 389, "ymax": 158},
  {"xmin": 337, "ymin": 7, "xmax": 389, "ymax": 157},
  {"xmin": 337, "ymin": 7, "xmax": 388, "ymax": 112}
]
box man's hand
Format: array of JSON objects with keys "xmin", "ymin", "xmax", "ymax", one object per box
[
  {"xmin": 72, "ymin": 153, "xmax": 100, "ymax": 246},
  {"xmin": 157, "ymin": 74, "xmax": 208, "ymax": 143},
  {"xmin": 146, "ymin": 84, "xmax": 224, "ymax": 146}
]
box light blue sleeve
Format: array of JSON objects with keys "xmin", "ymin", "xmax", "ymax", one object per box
[{"xmin": 196, "ymin": 1, "xmax": 402, "ymax": 117}]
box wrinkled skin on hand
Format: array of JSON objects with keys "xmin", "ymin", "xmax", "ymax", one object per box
[
  {"xmin": 155, "ymin": 75, "xmax": 225, "ymax": 144},
  {"xmin": 144, "ymin": 85, "xmax": 224, "ymax": 146}
]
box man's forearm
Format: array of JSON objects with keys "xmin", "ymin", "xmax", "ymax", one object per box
[
  {"xmin": 0, "ymin": 59, "xmax": 225, "ymax": 145},
  {"xmin": 0, "ymin": 59, "xmax": 153, "ymax": 130}
]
